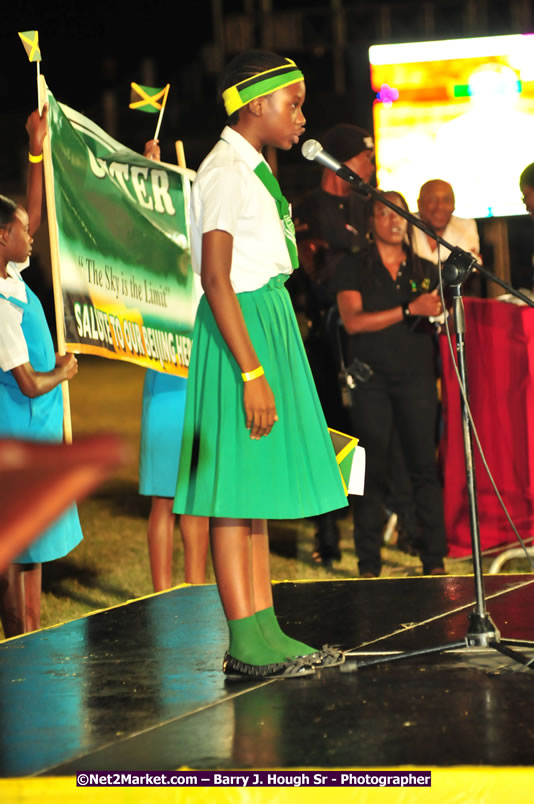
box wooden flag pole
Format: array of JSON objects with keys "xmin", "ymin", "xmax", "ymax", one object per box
[
  {"xmin": 175, "ymin": 140, "xmax": 186, "ymax": 169},
  {"xmin": 39, "ymin": 73, "xmax": 73, "ymax": 443},
  {"xmin": 36, "ymin": 61, "xmax": 43, "ymax": 113},
  {"xmin": 153, "ymin": 84, "xmax": 170, "ymax": 142}
]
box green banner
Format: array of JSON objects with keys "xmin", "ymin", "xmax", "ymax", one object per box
[{"xmin": 47, "ymin": 87, "xmax": 195, "ymax": 375}]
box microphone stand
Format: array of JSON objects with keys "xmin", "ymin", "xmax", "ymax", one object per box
[{"xmin": 327, "ymin": 162, "xmax": 534, "ymax": 672}]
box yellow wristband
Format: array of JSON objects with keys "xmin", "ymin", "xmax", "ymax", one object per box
[
  {"xmin": 242, "ymin": 366, "xmax": 264, "ymax": 382},
  {"xmin": 29, "ymin": 152, "xmax": 43, "ymax": 164}
]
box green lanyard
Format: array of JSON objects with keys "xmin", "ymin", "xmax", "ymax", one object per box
[{"xmin": 254, "ymin": 162, "xmax": 299, "ymax": 269}]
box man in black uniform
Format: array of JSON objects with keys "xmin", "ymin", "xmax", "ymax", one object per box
[
  {"xmin": 290, "ymin": 124, "xmax": 419, "ymax": 568},
  {"xmin": 289, "ymin": 125, "xmax": 375, "ymax": 565},
  {"xmin": 294, "ymin": 124, "xmax": 375, "ymax": 280}
]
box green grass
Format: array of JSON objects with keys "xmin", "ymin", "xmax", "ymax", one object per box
[{"xmin": 3, "ymin": 355, "xmax": 532, "ymax": 639}]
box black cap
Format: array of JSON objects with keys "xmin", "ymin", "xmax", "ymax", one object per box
[{"xmin": 322, "ymin": 124, "xmax": 374, "ymax": 161}]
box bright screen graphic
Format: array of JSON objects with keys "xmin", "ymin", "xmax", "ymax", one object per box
[{"xmin": 369, "ymin": 34, "xmax": 534, "ymax": 218}]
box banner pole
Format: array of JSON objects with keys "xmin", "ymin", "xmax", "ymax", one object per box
[
  {"xmin": 36, "ymin": 62, "xmax": 43, "ymax": 113},
  {"xmin": 39, "ymin": 73, "xmax": 73, "ymax": 443},
  {"xmin": 153, "ymin": 84, "xmax": 170, "ymax": 142},
  {"xmin": 174, "ymin": 140, "xmax": 186, "ymax": 169}
]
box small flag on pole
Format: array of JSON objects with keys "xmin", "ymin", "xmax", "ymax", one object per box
[
  {"xmin": 18, "ymin": 30, "xmax": 41, "ymax": 62},
  {"xmin": 328, "ymin": 428, "xmax": 366, "ymax": 496},
  {"xmin": 18, "ymin": 31, "xmax": 43, "ymax": 112},
  {"xmin": 129, "ymin": 83, "xmax": 168, "ymax": 114},
  {"xmin": 130, "ymin": 82, "xmax": 170, "ymax": 143}
]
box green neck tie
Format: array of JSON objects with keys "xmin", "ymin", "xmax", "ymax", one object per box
[{"xmin": 254, "ymin": 162, "xmax": 299, "ymax": 269}]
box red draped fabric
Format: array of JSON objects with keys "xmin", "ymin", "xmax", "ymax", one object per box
[{"xmin": 439, "ymin": 298, "xmax": 534, "ymax": 556}]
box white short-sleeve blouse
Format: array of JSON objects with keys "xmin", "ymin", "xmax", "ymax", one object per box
[
  {"xmin": 190, "ymin": 126, "xmax": 293, "ymax": 294},
  {"xmin": 0, "ymin": 261, "xmax": 30, "ymax": 371}
]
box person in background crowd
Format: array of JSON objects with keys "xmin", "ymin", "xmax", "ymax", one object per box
[
  {"xmin": 290, "ymin": 124, "xmax": 418, "ymax": 565},
  {"xmin": 520, "ymin": 163, "xmax": 534, "ymax": 219},
  {"xmin": 333, "ymin": 191, "xmax": 447, "ymax": 577},
  {"xmin": 289, "ymin": 124, "xmax": 374, "ymax": 565},
  {"xmin": 413, "ymin": 179, "xmax": 481, "ymax": 264},
  {"xmin": 508, "ymin": 163, "xmax": 534, "ymax": 290}
]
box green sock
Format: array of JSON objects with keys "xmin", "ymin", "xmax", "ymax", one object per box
[
  {"xmin": 255, "ymin": 606, "xmax": 317, "ymax": 659},
  {"xmin": 228, "ymin": 613, "xmax": 288, "ymax": 667}
]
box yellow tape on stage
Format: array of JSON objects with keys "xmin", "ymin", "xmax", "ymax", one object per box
[{"xmin": 3, "ymin": 768, "xmax": 534, "ymax": 803}]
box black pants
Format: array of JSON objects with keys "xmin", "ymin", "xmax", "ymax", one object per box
[{"xmin": 348, "ymin": 370, "xmax": 446, "ymax": 575}]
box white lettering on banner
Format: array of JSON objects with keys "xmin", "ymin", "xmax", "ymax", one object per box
[
  {"xmin": 87, "ymin": 151, "xmax": 176, "ymax": 217},
  {"xmin": 151, "ymin": 170, "xmax": 176, "ymax": 215},
  {"xmin": 108, "ymin": 162, "xmax": 135, "ymax": 202},
  {"xmin": 175, "ymin": 335, "xmax": 192, "ymax": 367},
  {"xmin": 73, "ymin": 304, "xmax": 114, "ymax": 346},
  {"xmin": 87, "ymin": 149, "xmax": 107, "ymax": 178},
  {"xmin": 131, "ymin": 166, "xmax": 153, "ymax": 210}
]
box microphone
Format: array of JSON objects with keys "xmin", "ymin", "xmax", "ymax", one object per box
[
  {"xmin": 301, "ymin": 139, "xmax": 365, "ymax": 188},
  {"xmin": 301, "ymin": 139, "xmax": 343, "ymax": 172}
]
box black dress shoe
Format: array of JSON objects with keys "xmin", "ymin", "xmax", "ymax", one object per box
[
  {"xmin": 301, "ymin": 644, "xmax": 345, "ymax": 668},
  {"xmin": 223, "ymin": 653, "xmax": 316, "ymax": 681}
]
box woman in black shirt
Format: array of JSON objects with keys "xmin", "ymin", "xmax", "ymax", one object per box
[{"xmin": 333, "ymin": 192, "xmax": 447, "ymax": 576}]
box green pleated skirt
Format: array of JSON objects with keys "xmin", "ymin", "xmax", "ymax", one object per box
[{"xmin": 173, "ymin": 274, "xmax": 348, "ymax": 519}]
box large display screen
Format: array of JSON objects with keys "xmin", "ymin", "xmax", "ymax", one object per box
[{"xmin": 369, "ymin": 34, "xmax": 534, "ymax": 218}]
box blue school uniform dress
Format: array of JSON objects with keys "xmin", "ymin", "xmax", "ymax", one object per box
[
  {"xmin": 138, "ymin": 370, "xmax": 187, "ymax": 498},
  {"xmin": 0, "ymin": 263, "xmax": 83, "ymax": 563},
  {"xmin": 173, "ymin": 127, "xmax": 348, "ymax": 519}
]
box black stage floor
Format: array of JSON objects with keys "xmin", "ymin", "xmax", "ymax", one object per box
[{"xmin": 1, "ymin": 575, "xmax": 534, "ymax": 778}]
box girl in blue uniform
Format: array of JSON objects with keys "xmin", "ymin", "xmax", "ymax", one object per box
[
  {"xmin": 0, "ymin": 110, "xmax": 82, "ymax": 637},
  {"xmin": 173, "ymin": 51, "xmax": 348, "ymax": 679},
  {"xmin": 139, "ymin": 139, "xmax": 209, "ymax": 592},
  {"xmin": 140, "ymin": 368, "xmax": 210, "ymax": 589}
]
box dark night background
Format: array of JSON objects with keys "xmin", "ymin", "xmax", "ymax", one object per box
[
  {"xmin": 3, "ymin": 1, "xmax": 219, "ymax": 178},
  {"xmin": 4, "ymin": 0, "xmax": 508, "ymax": 184},
  {"xmin": 3, "ymin": 0, "xmax": 534, "ymax": 290},
  {"xmin": 4, "ymin": 1, "xmax": 532, "ymax": 181}
]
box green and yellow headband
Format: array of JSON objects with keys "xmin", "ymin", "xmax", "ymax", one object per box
[{"xmin": 222, "ymin": 59, "xmax": 304, "ymax": 116}]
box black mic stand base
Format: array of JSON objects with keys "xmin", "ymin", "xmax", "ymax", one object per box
[
  {"xmin": 350, "ymin": 631, "xmax": 534, "ymax": 672},
  {"xmin": 346, "ymin": 251, "xmax": 534, "ymax": 675},
  {"xmin": 347, "ymin": 611, "xmax": 534, "ymax": 672}
]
